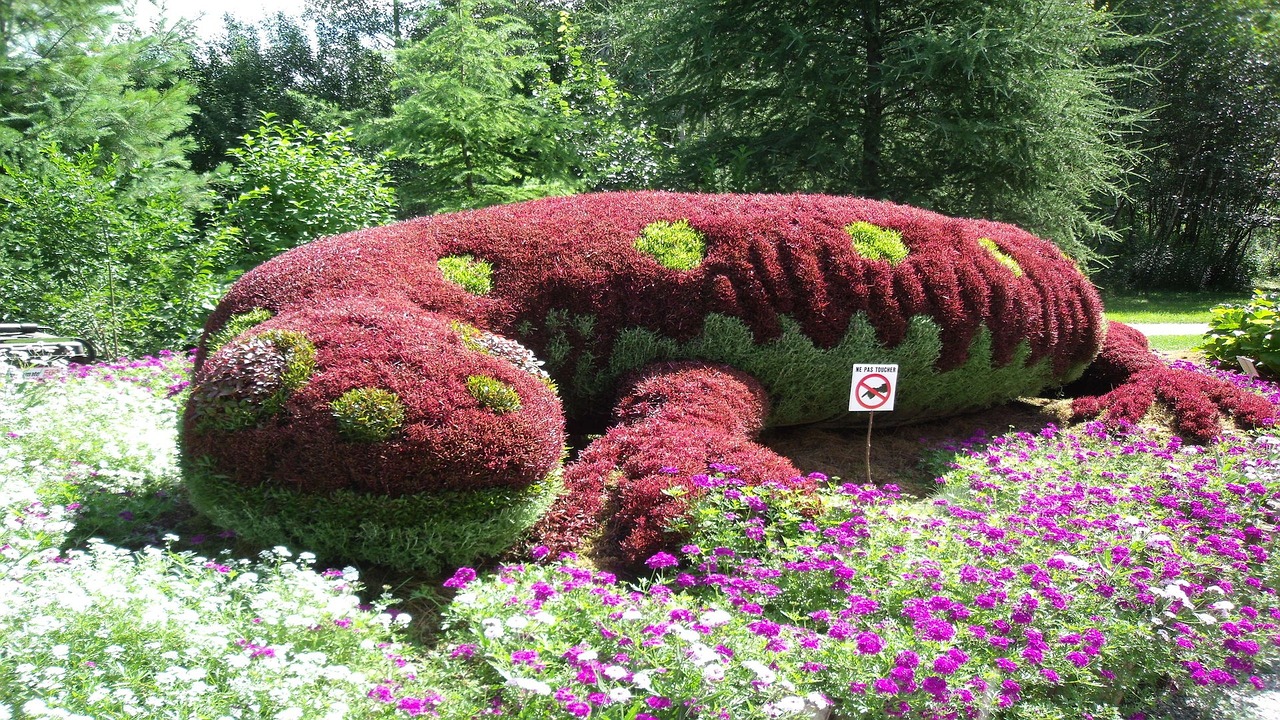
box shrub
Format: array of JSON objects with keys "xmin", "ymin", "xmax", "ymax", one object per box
[
  {"xmin": 633, "ymin": 219, "xmax": 706, "ymax": 270},
  {"xmin": 530, "ymin": 361, "xmax": 808, "ymax": 568},
  {"xmin": 0, "ymin": 145, "xmax": 225, "ymax": 355},
  {"xmin": 1201, "ymin": 290, "xmax": 1280, "ymax": 375},
  {"xmin": 192, "ymin": 191, "xmax": 1108, "ymax": 563},
  {"xmin": 183, "ymin": 458, "xmax": 563, "ymax": 574},
  {"xmin": 438, "ymin": 255, "xmax": 494, "ymax": 295},
  {"xmin": 205, "ymin": 308, "xmax": 274, "ymax": 354},
  {"xmin": 846, "ymin": 221, "xmax": 909, "ymax": 264},
  {"xmin": 213, "ymin": 115, "xmax": 396, "ymax": 270},
  {"xmin": 186, "ymin": 329, "xmax": 316, "ymax": 432},
  {"xmin": 331, "ymin": 387, "xmax": 406, "ymax": 442},
  {"xmin": 183, "ymin": 304, "xmax": 564, "ymax": 497},
  {"xmin": 467, "ymin": 375, "xmax": 522, "ymax": 413},
  {"xmin": 210, "ymin": 192, "xmax": 1107, "ymax": 429}
]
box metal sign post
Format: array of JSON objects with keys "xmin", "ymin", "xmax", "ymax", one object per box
[{"xmin": 849, "ymin": 364, "xmax": 899, "ymax": 485}]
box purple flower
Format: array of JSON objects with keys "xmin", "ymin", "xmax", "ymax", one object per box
[
  {"xmin": 565, "ymin": 701, "xmax": 591, "ymax": 717},
  {"xmin": 748, "ymin": 620, "xmax": 782, "ymax": 638},
  {"xmin": 856, "ymin": 631, "xmax": 884, "ymax": 655},
  {"xmin": 442, "ymin": 566, "xmax": 476, "ymax": 589},
  {"xmin": 451, "ymin": 644, "xmax": 478, "ymax": 659},
  {"xmin": 874, "ymin": 677, "xmax": 900, "ymax": 694},
  {"xmin": 995, "ymin": 658, "xmax": 1018, "ymax": 673},
  {"xmin": 511, "ymin": 649, "xmax": 539, "ymax": 664},
  {"xmin": 932, "ymin": 656, "xmax": 959, "ymax": 675},
  {"xmin": 645, "ymin": 552, "xmax": 679, "ymax": 570},
  {"xmin": 916, "ymin": 618, "xmax": 956, "ymax": 642},
  {"xmin": 645, "ymin": 696, "xmax": 672, "ymax": 709}
]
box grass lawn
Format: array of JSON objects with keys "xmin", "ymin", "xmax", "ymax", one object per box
[
  {"xmin": 1100, "ymin": 289, "xmax": 1250, "ymax": 323},
  {"xmin": 1147, "ymin": 334, "xmax": 1205, "ymax": 353}
]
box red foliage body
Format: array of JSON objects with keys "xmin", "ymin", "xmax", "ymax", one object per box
[
  {"xmin": 1070, "ymin": 322, "xmax": 1276, "ymax": 441},
  {"xmin": 185, "ymin": 192, "xmax": 1273, "ymax": 566},
  {"xmin": 531, "ymin": 362, "xmax": 807, "ymax": 566},
  {"xmin": 205, "ymin": 193, "xmax": 1105, "ymax": 389},
  {"xmin": 185, "ymin": 300, "xmax": 563, "ymax": 495}
]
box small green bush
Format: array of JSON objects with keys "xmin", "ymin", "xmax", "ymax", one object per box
[
  {"xmin": 438, "ymin": 255, "xmax": 494, "ymax": 295},
  {"xmin": 466, "ymin": 375, "xmax": 521, "ymax": 413},
  {"xmin": 330, "ymin": 387, "xmax": 406, "ymax": 442},
  {"xmin": 207, "ymin": 308, "xmax": 274, "ymax": 353},
  {"xmin": 845, "ymin": 221, "xmax": 908, "ymax": 264},
  {"xmin": 1200, "ymin": 290, "xmax": 1280, "ymax": 375},
  {"xmin": 978, "ymin": 237, "xmax": 1024, "ymax": 276},
  {"xmin": 633, "ymin": 219, "xmax": 706, "ymax": 271}
]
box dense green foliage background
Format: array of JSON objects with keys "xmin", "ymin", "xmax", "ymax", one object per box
[{"xmin": 1, "ymin": 0, "xmax": 1278, "ymax": 352}]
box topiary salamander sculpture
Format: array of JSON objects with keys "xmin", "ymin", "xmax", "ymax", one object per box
[{"xmin": 181, "ymin": 192, "xmax": 1275, "ymax": 572}]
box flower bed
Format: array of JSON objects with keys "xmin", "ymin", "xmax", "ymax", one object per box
[{"xmin": 4, "ymin": 353, "xmax": 1280, "ymax": 719}]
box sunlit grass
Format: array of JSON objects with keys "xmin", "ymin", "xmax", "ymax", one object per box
[
  {"xmin": 1100, "ymin": 289, "xmax": 1250, "ymax": 324},
  {"xmin": 1147, "ymin": 334, "xmax": 1204, "ymax": 353}
]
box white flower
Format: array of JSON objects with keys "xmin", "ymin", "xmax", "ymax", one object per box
[
  {"xmin": 702, "ymin": 664, "xmax": 725, "ymax": 682},
  {"xmin": 602, "ymin": 665, "xmax": 628, "ymax": 680},
  {"xmin": 632, "ymin": 670, "xmax": 654, "ymax": 691},
  {"xmin": 506, "ymin": 616, "xmax": 529, "ymax": 630},
  {"xmin": 775, "ymin": 696, "xmax": 806, "ymax": 714},
  {"xmin": 275, "ymin": 708, "xmax": 304, "ymax": 720},
  {"xmin": 508, "ymin": 677, "xmax": 551, "ymax": 695},
  {"xmin": 743, "ymin": 660, "xmax": 776, "ymax": 685},
  {"xmin": 806, "ymin": 692, "xmax": 830, "ymax": 710},
  {"xmin": 620, "ymin": 609, "xmax": 643, "ymax": 621},
  {"xmin": 700, "ymin": 609, "xmax": 732, "ymax": 627},
  {"xmin": 608, "ymin": 687, "xmax": 632, "ymax": 703}
]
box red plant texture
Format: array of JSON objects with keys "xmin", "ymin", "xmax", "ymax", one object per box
[
  {"xmin": 181, "ymin": 192, "xmax": 1270, "ymax": 566},
  {"xmin": 1070, "ymin": 322, "xmax": 1275, "ymax": 441}
]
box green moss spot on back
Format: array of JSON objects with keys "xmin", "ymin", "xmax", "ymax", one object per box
[
  {"xmin": 331, "ymin": 387, "xmax": 406, "ymax": 442},
  {"xmin": 207, "ymin": 308, "xmax": 274, "ymax": 353},
  {"xmin": 438, "ymin": 255, "xmax": 494, "ymax": 295},
  {"xmin": 467, "ymin": 375, "xmax": 522, "ymax": 413},
  {"xmin": 978, "ymin": 238, "xmax": 1024, "ymax": 277},
  {"xmin": 634, "ymin": 220, "xmax": 706, "ymax": 271},
  {"xmin": 846, "ymin": 221, "xmax": 909, "ymax": 264}
]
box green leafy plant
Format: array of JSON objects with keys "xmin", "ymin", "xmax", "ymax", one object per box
[
  {"xmin": 466, "ymin": 375, "xmax": 521, "ymax": 413},
  {"xmin": 331, "ymin": 387, "xmax": 407, "ymax": 442},
  {"xmin": 1200, "ymin": 290, "xmax": 1280, "ymax": 375},
  {"xmin": 214, "ymin": 114, "xmax": 396, "ymax": 269},
  {"xmin": 846, "ymin": 221, "xmax": 909, "ymax": 264},
  {"xmin": 206, "ymin": 308, "xmax": 274, "ymax": 353},
  {"xmin": 438, "ymin": 255, "xmax": 494, "ymax": 295},
  {"xmin": 633, "ymin": 219, "xmax": 706, "ymax": 270},
  {"xmin": 0, "ymin": 145, "xmax": 226, "ymax": 355},
  {"xmin": 978, "ymin": 237, "xmax": 1024, "ymax": 276}
]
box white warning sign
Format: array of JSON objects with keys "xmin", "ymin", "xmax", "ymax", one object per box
[{"xmin": 849, "ymin": 364, "xmax": 899, "ymax": 412}]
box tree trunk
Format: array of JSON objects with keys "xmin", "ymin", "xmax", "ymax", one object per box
[{"xmin": 859, "ymin": 0, "xmax": 884, "ymax": 199}]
